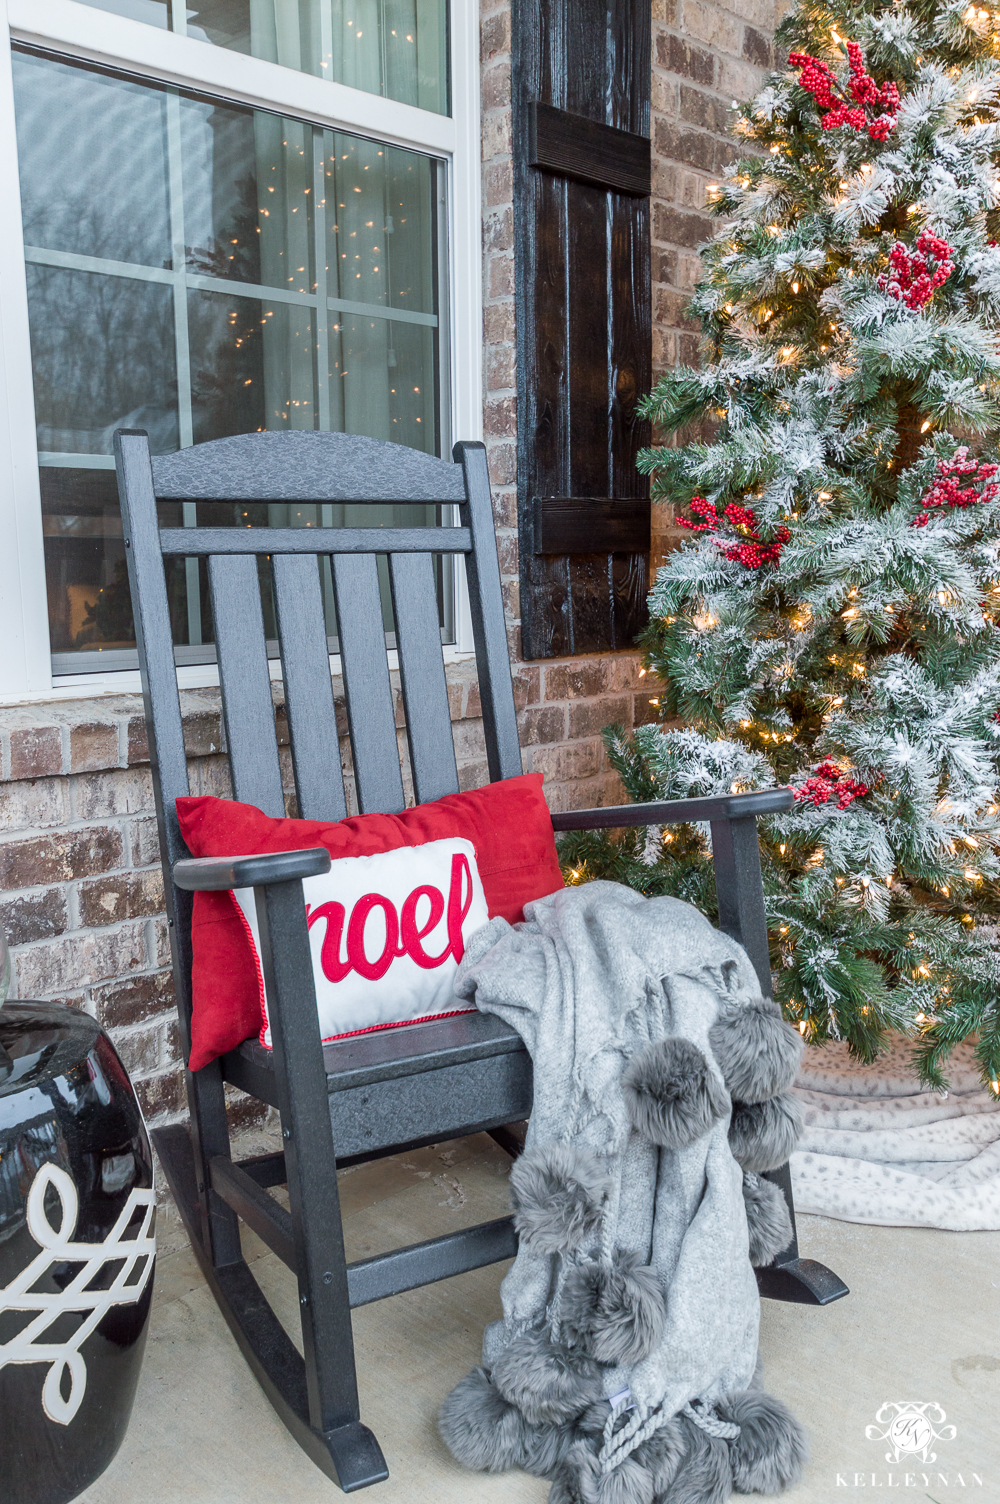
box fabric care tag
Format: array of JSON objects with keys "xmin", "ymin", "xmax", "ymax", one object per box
[{"xmin": 230, "ymin": 837, "xmax": 489, "ymax": 1047}]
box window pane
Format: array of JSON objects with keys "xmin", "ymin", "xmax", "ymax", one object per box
[
  {"xmin": 76, "ymin": 0, "xmax": 449, "ymax": 115},
  {"xmin": 13, "ymin": 48, "xmax": 449, "ymax": 673}
]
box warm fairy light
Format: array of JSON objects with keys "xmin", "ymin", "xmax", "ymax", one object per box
[
  {"xmin": 921, "ymin": 420, "xmax": 932, "ymax": 432},
  {"xmin": 792, "ymin": 281, "xmax": 800, "ymax": 293},
  {"xmin": 639, "ymin": 667, "xmax": 646, "ymax": 676},
  {"xmin": 649, "ymin": 698, "xmax": 660, "ymax": 706},
  {"xmin": 798, "ymin": 1021, "xmax": 808, "ymax": 1035},
  {"xmin": 992, "ymin": 1080, "xmax": 1000, "ymax": 1094},
  {"xmin": 965, "ymin": 869, "xmax": 983, "ymax": 882},
  {"xmin": 779, "ymin": 843, "xmax": 786, "ymax": 853}
]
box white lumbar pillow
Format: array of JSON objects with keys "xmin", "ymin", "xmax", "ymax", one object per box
[{"xmin": 230, "ymin": 836, "xmax": 489, "ymax": 1046}]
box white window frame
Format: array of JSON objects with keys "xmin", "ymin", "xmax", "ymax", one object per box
[{"xmin": 0, "ymin": 0, "xmax": 481, "ymax": 703}]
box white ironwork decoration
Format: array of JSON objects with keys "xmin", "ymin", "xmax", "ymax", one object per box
[{"xmin": 0, "ymin": 1162, "xmax": 155, "ymax": 1424}]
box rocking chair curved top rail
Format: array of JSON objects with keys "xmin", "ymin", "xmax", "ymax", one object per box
[{"xmin": 115, "ymin": 426, "xmax": 846, "ymax": 1495}]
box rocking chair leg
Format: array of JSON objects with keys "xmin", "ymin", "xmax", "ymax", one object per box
[
  {"xmin": 755, "ymin": 1161, "xmax": 850, "ymax": 1305},
  {"xmin": 255, "ymin": 879, "xmax": 389, "ymax": 1488},
  {"xmin": 153, "ymin": 1124, "xmax": 388, "ymax": 1490},
  {"xmin": 710, "ymin": 815, "xmax": 849, "ymax": 1308}
]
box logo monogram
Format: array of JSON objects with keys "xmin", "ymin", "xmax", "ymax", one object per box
[
  {"xmin": 306, "ymin": 851, "xmax": 476, "ymax": 983},
  {"xmin": 866, "ymin": 1402, "xmax": 957, "ymax": 1464}
]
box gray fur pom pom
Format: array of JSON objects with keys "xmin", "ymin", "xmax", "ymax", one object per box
[
  {"xmin": 719, "ymin": 1388, "xmax": 809, "ymax": 1492},
  {"xmin": 492, "ymin": 1327, "xmax": 605, "ymax": 1427},
  {"xmin": 709, "ymin": 998, "xmax": 803, "ymax": 1104},
  {"xmin": 510, "ymin": 1143, "xmax": 613, "ymax": 1255},
  {"xmin": 742, "ymin": 1172, "xmax": 794, "ymax": 1266},
  {"xmin": 622, "ymin": 1038, "xmax": 729, "ymax": 1150},
  {"xmin": 728, "ymin": 1092, "xmax": 803, "ymax": 1173},
  {"xmin": 560, "ymin": 1250, "xmax": 667, "ymax": 1366},
  {"xmin": 437, "ymin": 1366, "xmax": 529, "ymax": 1473},
  {"xmin": 659, "ymin": 1416, "xmax": 732, "ymax": 1504},
  {"xmin": 522, "ymin": 1418, "xmax": 579, "ymax": 1479},
  {"xmin": 631, "ymin": 1416, "xmax": 687, "ymax": 1493},
  {"xmin": 557, "ymin": 1441, "xmax": 656, "ymax": 1504}
]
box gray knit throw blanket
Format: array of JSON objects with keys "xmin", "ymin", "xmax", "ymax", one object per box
[{"xmin": 439, "ymin": 880, "xmax": 810, "ymax": 1504}]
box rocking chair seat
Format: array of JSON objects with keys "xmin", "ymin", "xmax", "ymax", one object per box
[{"xmin": 224, "ymin": 1011, "xmax": 531, "ymax": 1162}]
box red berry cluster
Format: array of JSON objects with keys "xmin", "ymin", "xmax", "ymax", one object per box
[
  {"xmin": 878, "ymin": 229, "xmax": 955, "ymax": 310},
  {"xmin": 789, "ymin": 43, "xmax": 899, "ymax": 140},
  {"xmin": 793, "ymin": 760, "xmax": 869, "ymax": 809},
  {"xmin": 911, "ymin": 448, "xmax": 1000, "ymax": 527},
  {"xmin": 677, "ymin": 497, "xmax": 791, "ymax": 569}
]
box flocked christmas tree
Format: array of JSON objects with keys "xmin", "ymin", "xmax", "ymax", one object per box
[{"xmin": 560, "ymin": 0, "xmax": 1000, "ymax": 1089}]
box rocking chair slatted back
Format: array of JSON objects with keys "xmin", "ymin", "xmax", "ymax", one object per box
[
  {"xmin": 209, "ymin": 552, "xmax": 286, "ymax": 817},
  {"xmin": 388, "ymin": 551, "xmax": 462, "ymax": 804},
  {"xmin": 271, "ymin": 552, "xmax": 349, "ymax": 823},
  {"xmin": 330, "ymin": 551, "xmax": 407, "ymax": 815}
]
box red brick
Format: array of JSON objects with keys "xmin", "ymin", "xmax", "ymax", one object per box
[
  {"xmin": 543, "ymin": 661, "xmax": 609, "ymax": 701},
  {"xmin": 485, "ymin": 396, "xmax": 516, "ymax": 439},
  {"xmin": 488, "ymin": 253, "xmax": 514, "ymax": 299},
  {"xmin": 77, "ymin": 869, "xmax": 164, "ymax": 928},
  {"xmin": 0, "ymin": 826, "xmax": 124, "ymax": 890},
  {"xmin": 496, "ymin": 533, "xmax": 519, "ymax": 577},
  {"xmin": 567, "ymin": 695, "xmax": 631, "ymax": 739},
  {"xmin": 743, "ymin": 25, "xmax": 771, "ymax": 66},
  {"xmin": 492, "ymin": 491, "xmax": 518, "ymax": 530},
  {"xmin": 487, "ymin": 439, "xmax": 516, "ymax": 487},
  {"xmin": 530, "ymin": 740, "xmax": 603, "ymax": 784},
  {"xmin": 91, "ymin": 969, "xmax": 175, "ymax": 1028},
  {"xmin": 74, "ymin": 767, "xmax": 155, "ymax": 820},
  {"xmin": 13, "ymin": 922, "xmax": 148, "ymax": 997},
  {"xmin": 652, "ymin": 203, "xmax": 713, "ymax": 249},
  {"xmin": 511, "ymin": 666, "xmax": 540, "ymax": 710},
  {"xmin": 486, "ymin": 345, "xmax": 516, "ymax": 392},
  {"xmin": 481, "ymin": 8, "xmax": 510, "ymax": 60},
  {"xmin": 135, "ymin": 1068, "xmax": 186, "ymax": 1120},
  {"xmin": 69, "ymin": 721, "xmax": 119, "ymax": 773},
  {"xmin": 484, "ymin": 206, "xmax": 514, "ymax": 254},
  {"xmin": 128, "ymin": 816, "xmax": 162, "ymax": 869},
  {"xmin": 110, "ymin": 1021, "xmax": 162, "ymax": 1076},
  {"xmin": 483, "ymin": 301, "xmax": 515, "ymax": 346},
  {"xmin": 518, "ymin": 705, "xmax": 567, "ymax": 746},
  {"xmin": 656, "ymin": 32, "xmax": 715, "ymax": 85},
  {"xmin": 0, "ymin": 888, "xmax": 68, "ymax": 946},
  {"xmin": 484, "ymin": 160, "xmax": 513, "ymax": 208},
  {"xmin": 183, "ymin": 708, "xmax": 224, "ymax": 758},
  {"xmin": 9, "ymin": 727, "xmax": 62, "ymax": 780},
  {"xmin": 482, "ymin": 60, "xmax": 511, "ymax": 112},
  {"xmin": 126, "ymin": 716, "xmax": 149, "ymax": 766}
]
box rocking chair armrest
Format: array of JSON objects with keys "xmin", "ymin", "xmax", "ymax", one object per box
[
  {"xmin": 550, "ymin": 787, "xmax": 794, "ymax": 833},
  {"xmin": 172, "ymin": 847, "xmax": 332, "ymax": 891}
]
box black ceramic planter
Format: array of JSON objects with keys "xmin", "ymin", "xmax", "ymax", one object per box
[{"xmin": 0, "ymin": 1001, "xmax": 156, "ymax": 1504}]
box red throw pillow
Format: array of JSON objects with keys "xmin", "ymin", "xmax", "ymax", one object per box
[{"xmin": 175, "ymin": 772, "xmax": 562, "ymax": 1070}]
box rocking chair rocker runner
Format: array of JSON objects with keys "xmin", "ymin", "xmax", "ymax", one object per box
[{"xmin": 115, "ymin": 428, "xmax": 848, "ymax": 1494}]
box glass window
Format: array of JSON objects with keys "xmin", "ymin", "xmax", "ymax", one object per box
[
  {"xmin": 13, "ymin": 46, "xmax": 449, "ymax": 673},
  {"xmin": 76, "ymin": 0, "xmax": 449, "ymax": 115}
]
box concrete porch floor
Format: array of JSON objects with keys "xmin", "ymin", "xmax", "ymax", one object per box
[{"xmin": 80, "ymin": 1132, "xmax": 1000, "ymax": 1504}]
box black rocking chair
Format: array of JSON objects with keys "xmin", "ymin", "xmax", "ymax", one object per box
[{"xmin": 115, "ymin": 428, "xmax": 848, "ymax": 1494}]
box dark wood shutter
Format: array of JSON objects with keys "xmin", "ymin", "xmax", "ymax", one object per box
[{"xmin": 513, "ymin": 0, "xmax": 652, "ymax": 659}]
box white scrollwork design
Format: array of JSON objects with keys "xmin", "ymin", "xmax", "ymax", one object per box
[
  {"xmin": 0, "ymin": 1162, "xmax": 156, "ymax": 1424},
  {"xmin": 865, "ymin": 1401, "xmax": 957, "ymax": 1463}
]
